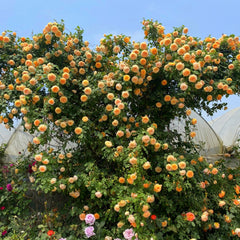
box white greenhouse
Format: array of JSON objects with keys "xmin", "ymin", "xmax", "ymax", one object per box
[
  {"xmin": 170, "ymin": 110, "xmax": 223, "ymax": 157},
  {"xmin": 209, "ymin": 107, "xmax": 240, "ymax": 150},
  {"xmin": 0, "ymin": 122, "xmax": 76, "ymax": 163},
  {"xmin": 0, "ymin": 109, "xmax": 228, "ymax": 164},
  {"xmin": 0, "ymin": 123, "xmax": 14, "ymax": 145},
  {"xmin": 0, "ymin": 123, "xmax": 33, "ymax": 163}
]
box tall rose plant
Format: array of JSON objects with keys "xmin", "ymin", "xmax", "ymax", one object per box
[{"xmin": 0, "ymin": 19, "xmax": 240, "ymax": 239}]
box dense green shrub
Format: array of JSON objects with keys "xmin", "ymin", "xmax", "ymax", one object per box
[{"xmin": 0, "ymin": 19, "xmax": 240, "ymax": 239}]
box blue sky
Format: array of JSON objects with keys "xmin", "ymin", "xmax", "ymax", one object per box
[{"xmin": 1, "ymin": 0, "xmax": 239, "ymax": 120}]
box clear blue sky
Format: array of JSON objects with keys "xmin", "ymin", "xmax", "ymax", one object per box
[{"xmin": 1, "ymin": 0, "xmax": 239, "ymax": 120}]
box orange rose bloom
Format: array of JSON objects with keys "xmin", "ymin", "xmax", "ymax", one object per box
[
  {"xmin": 84, "ymin": 87, "xmax": 92, "ymax": 95},
  {"xmin": 143, "ymin": 210, "xmax": 151, "ymax": 218},
  {"xmin": 34, "ymin": 119, "xmax": 41, "ymax": 126},
  {"xmin": 119, "ymin": 177, "xmax": 125, "ymax": 184},
  {"xmin": 142, "ymin": 115, "xmax": 149, "ymax": 124},
  {"xmin": 186, "ymin": 170, "xmax": 194, "ymax": 178},
  {"xmin": 105, "ymin": 141, "xmax": 113, "ymax": 147},
  {"xmin": 186, "ymin": 109, "xmax": 191, "ymax": 116},
  {"xmin": 178, "ymin": 161, "xmax": 186, "ymax": 169},
  {"xmin": 59, "ymin": 78, "xmax": 66, "ymax": 85},
  {"xmin": 188, "ymin": 74, "xmax": 197, "ymax": 83},
  {"xmin": 142, "ymin": 205, "xmax": 149, "ymax": 212},
  {"xmin": 178, "ymin": 103, "xmax": 185, "ymax": 108},
  {"xmin": 123, "ymin": 75, "xmax": 130, "ymax": 81},
  {"xmin": 42, "ymin": 159, "xmax": 49, "ymax": 165},
  {"xmin": 51, "ymin": 85, "xmax": 59, "ymax": 93},
  {"xmin": 38, "ymin": 124, "xmax": 47, "ymax": 132},
  {"xmin": 127, "ymin": 178, "xmax": 134, "ymax": 184},
  {"xmin": 162, "ymin": 143, "xmax": 168, "ymax": 150},
  {"xmin": 143, "ymin": 161, "xmax": 151, "ymax": 170},
  {"xmin": 170, "ymin": 43, "xmax": 178, "ymax": 51},
  {"xmin": 141, "ymin": 50, "xmax": 148, "ymax": 58},
  {"xmin": 124, "ymin": 37, "xmax": 130, "ymax": 43},
  {"xmin": 166, "ymin": 164, "xmax": 172, "ymax": 171},
  {"xmin": 129, "ymin": 157, "xmax": 137, "ymax": 165},
  {"xmin": 74, "ymin": 127, "xmax": 82, "ymax": 135},
  {"xmin": 228, "ymin": 64, "xmax": 234, "ymax": 70},
  {"xmin": 190, "ymin": 131, "xmax": 196, "ymax": 138},
  {"xmin": 150, "ymin": 47, "xmax": 158, "ymax": 55},
  {"xmin": 191, "ymin": 118, "xmax": 197, "ymax": 125},
  {"xmin": 122, "ymin": 91, "xmax": 129, "ymax": 98},
  {"xmin": 186, "ymin": 212, "xmax": 195, "ymax": 221},
  {"xmin": 129, "ymin": 52, "xmax": 137, "ymax": 60},
  {"xmin": 113, "ymin": 108, "xmax": 121, "ymax": 116},
  {"xmin": 154, "ymin": 184, "xmax": 162, "ymax": 192},
  {"xmin": 155, "ymin": 102, "xmax": 162, "ymax": 108},
  {"xmin": 147, "ymin": 127, "xmax": 155, "ymax": 135},
  {"xmin": 164, "ymin": 95, "xmax": 171, "ymax": 102},
  {"xmin": 176, "ymin": 186, "xmax": 182, "ymax": 192},
  {"xmin": 39, "ymin": 165, "xmax": 47, "ymax": 172},
  {"xmin": 161, "ymin": 79, "xmax": 168, "ymax": 86},
  {"xmin": 233, "ymin": 199, "xmax": 240, "ymax": 206},
  {"xmin": 22, "ymin": 74, "xmax": 30, "ymax": 82},
  {"xmin": 142, "ymin": 135, "xmax": 150, "ymax": 143},
  {"xmin": 80, "ymin": 95, "xmax": 88, "ymax": 102},
  {"xmin": 212, "ymin": 168, "xmax": 218, "ymax": 175},
  {"xmin": 166, "ymin": 155, "xmax": 175, "ymax": 162},
  {"xmin": 162, "ymin": 220, "xmax": 168, "ymax": 227},
  {"xmin": 140, "ymin": 58, "xmax": 147, "ymax": 65},
  {"xmin": 95, "ymin": 62, "xmax": 102, "ymax": 68},
  {"xmin": 180, "ymin": 83, "xmax": 188, "ymax": 91},
  {"xmin": 143, "ymin": 182, "xmax": 151, "ymax": 188},
  {"xmin": 171, "ymin": 163, "xmax": 178, "ymax": 171},
  {"xmin": 48, "ymin": 98, "xmax": 55, "ymax": 105},
  {"xmin": 33, "ymin": 137, "xmax": 40, "ymax": 144},
  {"xmin": 60, "ymin": 96, "xmax": 68, "ymax": 103},
  {"xmin": 55, "ymin": 107, "xmax": 62, "ymax": 114},
  {"xmin": 48, "ymin": 73, "xmax": 56, "ymax": 82},
  {"xmin": 176, "ymin": 62, "xmax": 184, "ymax": 71},
  {"xmin": 79, "ymin": 213, "xmax": 86, "ymax": 221},
  {"xmin": 218, "ymin": 190, "xmax": 225, "ymax": 198},
  {"xmin": 182, "ymin": 68, "xmax": 191, "ymax": 77},
  {"xmin": 35, "ymin": 154, "xmax": 42, "ymax": 162},
  {"xmin": 146, "ymin": 195, "xmax": 155, "ymax": 203},
  {"xmin": 177, "ymin": 48, "xmax": 186, "ymax": 55},
  {"xmin": 107, "ymin": 93, "xmax": 114, "ymax": 101}
]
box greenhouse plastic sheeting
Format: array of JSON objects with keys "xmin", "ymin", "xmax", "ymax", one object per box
[
  {"xmin": 4, "ymin": 122, "xmax": 77, "ymax": 163},
  {"xmin": 170, "ymin": 110, "xmax": 223, "ymax": 156},
  {"xmin": 209, "ymin": 107, "xmax": 240, "ymax": 148},
  {"xmin": 2, "ymin": 110, "xmax": 224, "ymax": 162},
  {"xmin": 0, "ymin": 124, "xmax": 14, "ymax": 145},
  {"xmin": 4, "ymin": 124, "xmax": 34, "ymax": 162}
]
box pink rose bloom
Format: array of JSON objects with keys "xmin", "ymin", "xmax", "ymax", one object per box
[
  {"xmin": 123, "ymin": 228, "xmax": 134, "ymax": 240},
  {"xmin": 6, "ymin": 184, "xmax": 12, "ymax": 191},
  {"xmin": 85, "ymin": 214, "xmax": 95, "ymax": 225},
  {"xmin": 2, "ymin": 230, "xmax": 7, "ymax": 236},
  {"xmin": 84, "ymin": 226, "xmax": 95, "ymax": 238}
]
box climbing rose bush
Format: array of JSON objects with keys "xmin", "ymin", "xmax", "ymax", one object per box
[{"xmin": 0, "ymin": 19, "xmax": 240, "ymax": 239}]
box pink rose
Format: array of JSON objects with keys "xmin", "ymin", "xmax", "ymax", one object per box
[{"xmin": 123, "ymin": 228, "xmax": 134, "ymax": 240}]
